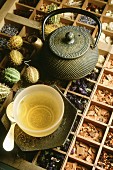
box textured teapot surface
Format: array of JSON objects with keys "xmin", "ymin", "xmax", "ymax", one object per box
[
  {"xmin": 40, "ymin": 26, "xmax": 99, "ymax": 80},
  {"xmin": 40, "ymin": 8, "xmax": 101, "ymax": 80},
  {"xmin": 49, "ymin": 25, "xmax": 91, "ymax": 59}
]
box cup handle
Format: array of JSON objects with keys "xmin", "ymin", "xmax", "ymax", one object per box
[{"xmin": 3, "ymin": 123, "xmax": 16, "ymax": 151}]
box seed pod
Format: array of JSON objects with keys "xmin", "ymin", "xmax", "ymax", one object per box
[
  {"xmin": 2, "ymin": 67, "xmax": 21, "ymax": 84},
  {"xmin": 8, "ymin": 35, "xmax": 23, "ymax": 50},
  {"xmin": 9, "ymin": 50, "xmax": 23, "ymax": 65},
  {"xmin": 0, "ymin": 83, "xmax": 10, "ymax": 102},
  {"xmin": 23, "ymin": 66, "xmax": 39, "ymax": 83}
]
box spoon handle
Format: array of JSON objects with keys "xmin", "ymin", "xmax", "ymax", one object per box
[{"xmin": 3, "ymin": 123, "xmax": 16, "ymax": 151}]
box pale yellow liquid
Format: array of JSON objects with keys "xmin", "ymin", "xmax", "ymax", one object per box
[{"xmin": 17, "ymin": 91, "xmax": 61, "ymax": 136}]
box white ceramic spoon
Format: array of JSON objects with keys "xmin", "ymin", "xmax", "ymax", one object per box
[{"xmin": 3, "ymin": 102, "xmax": 16, "ymax": 151}]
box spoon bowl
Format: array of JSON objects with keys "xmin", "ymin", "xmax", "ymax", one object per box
[{"xmin": 3, "ymin": 102, "xmax": 16, "ymax": 151}]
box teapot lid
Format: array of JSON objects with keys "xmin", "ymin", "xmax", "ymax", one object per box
[{"xmin": 49, "ymin": 25, "xmax": 91, "ymax": 59}]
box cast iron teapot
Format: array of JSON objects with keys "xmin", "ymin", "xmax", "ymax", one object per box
[{"xmin": 39, "ymin": 8, "xmax": 102, "ymax": 80}]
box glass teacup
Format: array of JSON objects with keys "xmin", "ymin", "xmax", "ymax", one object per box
[{"xmin": 13, "ymin": 84, "xmax": 64, "ymax": 137}]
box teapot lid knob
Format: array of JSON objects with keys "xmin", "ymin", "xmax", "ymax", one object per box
[
  {"xmin": 49, "ymin": 26, "xmax": 91, "ymax": 59},
  {"xmin": 65, "ymin": 32, "xmax": 74, "ymax": 44}
]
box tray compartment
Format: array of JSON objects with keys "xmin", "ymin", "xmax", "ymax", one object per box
[
  {"xmin": 104, "ymin": 53, "xmax": 113, "ymax": 71},
  {"xmin": 86, "ymin": 67, "xmax": 102, "ymax": 82},
  {"xmin": 56, "ymin": 133, "xmax": 74, "ymax": 152},
  {"xmin": 1, "ymin": 0, "xmax": 113, "ymax": 170},
  {"xmin": 16, "ymin": 149, "xmax": 38, "ymax": 163},
  {"xmin": 78, "ymin": 118, "xmax": 106, "ymax": 143},
  {"xmin": 101, "ymin": 16, "xmax": 113, "ymax": 32},
  {"xmin": 18, "ymin": 0, "xmax": 40, "ymax": 8},
  {"xmin": 60, "ymin": 5, "xmax": 78, "ymax": 21},
  {"xmin": 64, "ymin": 0, "xmax": 85, "ymax": 8},
  {"xmin": 19, "ymin": 26, "xmax": 41, "ymax": 41},
  {"xmin": 69, "ymin": 137, "xmax": 99, "ymax": 164},
  {"xmin": 0, "ymin": 34, "xmax": 35, "ymax": 69},
  {"xmin": 52, "ymin": 0, "xmax": 63, "ymax": 3},
  {"xmin": 36, "ymin": 149, "xmax": 65, "ymax": 169},
  {"xmin": 85, "ymin": 101, "xmax": 112, "ymax": 124},
  {"xmin": 78, "ymin": 13, "xmax": 100, "ymax": 26},
  {"xmin": 99, "ymin": 30, "xmax": 113, "ymax": 46},
  {"xmin": 99, "ymin": 69, "xmax": 113, "ymax": 88},
  {"xmin": 0, "ymin": 19, "xmax": 23, "ymax": 36},
  {"xmin": 0, "ymin": 34, "xmax": 10, "ymax": 68},
  {"xmin": 66, "ymin": 92, "xmax": 90, "ymax": 115},
  {"xmin": 96, "ymin": 49, "xmax": 109, "ymax": 67},
  {"xmin": 104, "ymin": 128, "xmax": 113, "ymax": 149},
  {"xmin": 83, "ymin": 0, "xmax": 106, "ymax": 15},
  {"xmin": 12, "ymin": 3, "xmax": 34, "ymax": 18},
  {"xmin": 97, "ymin": 148, "xmax": 113, "ymax": 169},
  {"xmin": 0, "ymin": 34, "xmax": 10, "ymax": 50},
  {"xmin": 64, "ymin": 158, "xmax": 92, "ymax": 170},
  {"xmin": 30, "ymin": 9, "xmax": 46, "ymax": 23},
  {"xmin": 71, "ymin": 115, "xmax": 82, "ymax": 132},
  {"xmin": 68, "ymin": 78, "xmax": 95, "ymax": 97},
  {"xmin": 103, "ymin": 4, "xmax": 113, "ymax": 17},
  {"xmin": 38, "ymin": 0, "xmax": 61, "ymax": 12},
  {"xmin": 92, "ymin": 84, "xmax": 113, "ymax": 107}
]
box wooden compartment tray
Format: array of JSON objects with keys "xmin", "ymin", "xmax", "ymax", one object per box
[{"xmin": 0, "ymin": 0, "xmax": 113, "ymax": 170}]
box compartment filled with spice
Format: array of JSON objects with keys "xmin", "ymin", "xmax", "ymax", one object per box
[
  {"xmin": 97, "ymin": 148, "xmax": 113, "ymax": 169},
  {"xmin": 92, "ymin": 84, "xmax": 113, "ymax": 107},
  {"xmin": 60, "ymin": 5, "xmax": 78, "ymax": 21},
  {"xmin": 65, "ymin": 0, "xmax": 85, "ymax": 8},
  {"xmin": 66, "ymin": 92, "xmax": 89, "ymax": 114},
  {"xmin": 69, "ymin": 136, "xmax": 99, "ymax": 165},
  {"xmin": 77, "ymin": 118, "xmax": 105, "ymax": 143},
  {"xmin": 83, "ymin": 0, "xmax": 106, "ymax": 16},
  {"xmin": 104, "ymin": 128, "xmax": 113, "ymax": 148},
  {"xmin": 99, "ymin": 31, "xmax": 113, "ymax": 46},
  {"xmin": 103, "ymin": 3, "xmax": 113, "ymax": 17},
  {"xmin": 64, "ymin": 158, "xmax": 92, "ymax": 170},
  {"xmin": 68, "ymin": 78, "xmax": 95, "ymax": 97},
  {"xmin": 99, "ymin": 69, "xmax": 113, "ymax": 88},
  {"xmin": 36, "ymin": 149, "xmax": 66, "ymax": 169},
  {"xmin": 30, "ymin": 9, "xmax": 46, "ymax": 22},
  {"xmin": 86, "ymin": 67, "xmax": 101, "ymax": 82},
  {"xmin": 104, "ymin": 53, "xmax": 113, "ymax": 71},
  {"xmin": 77, "ymin": 13, "xmax": 99, "ymax": 26},
  {"xmin": 96, "ymin": 49, "xmax": 108, "ymax": 67},
  {"xmin": 86, "ymin": 101, "xmax": 112, "ymax": 124},
  {"xmin": 101, "ymin": 16, "xmax": 113, "ymax": 32},
  {"xmin": 1, "ymin": 0, "xmax": 113, "ymax": 170},
  {"xmin": 38, "ymin": 0, "xmax": 61, "ymax": 13},
  {"xmin": 0, "ymin": 39, "xmax": 11, "ymax": 72},
  {"xmin": 0, "ymin": 19, "xmax": 23, "ymax": 37}
]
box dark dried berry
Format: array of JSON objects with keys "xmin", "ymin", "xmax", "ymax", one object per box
[{"xmin": 1, "ymin": 23, "xmax": 20, "ymax": 36}]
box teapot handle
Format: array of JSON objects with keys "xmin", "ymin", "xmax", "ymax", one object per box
[{"xmin": 42, "ymin": 8, "xmax": 102, "ymax": 48}]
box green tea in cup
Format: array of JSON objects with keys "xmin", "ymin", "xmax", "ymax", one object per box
[{"xmin": 13, "ymin": 85, "xmax": 64, "ymax": 137}]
